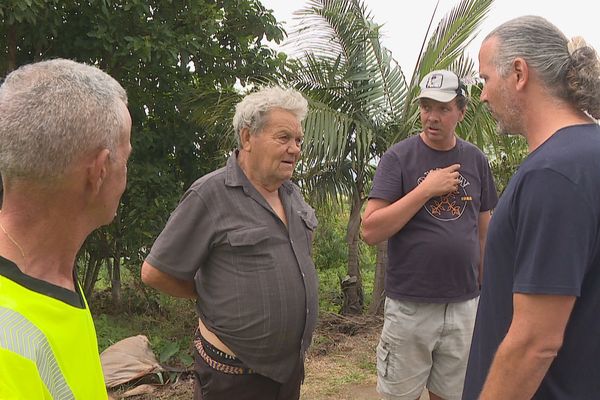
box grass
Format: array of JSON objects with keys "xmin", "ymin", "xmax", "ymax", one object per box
[
  {"xmin": 106, "ymin": 315, "xmax": 384, "ymax": 399},
  {"xmin": 91, "ymin": 234, "xmax": 382, "ymax": 399},
  {"xmin": 300, "ymin": 313, "xmax": 381, "ymax": 400},
  {"xmin": 97, "ymin": 296, "xmax": 383, "ymax": 399},
  {"xmin": 92, "ymin": 258, "xmax": 378, "ymax": 366},
  {"xmin": 92, "ymin": 285, "xmax": 197, "ymax": 369}
]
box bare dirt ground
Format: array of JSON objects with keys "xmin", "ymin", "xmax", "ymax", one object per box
[
  {"xmin": 300, "ymin": 313, "xmax": 382, "ymax": 400},
  {"xmin": 110, "ymin": 313, "xmax": 429, "ymax": 399}
]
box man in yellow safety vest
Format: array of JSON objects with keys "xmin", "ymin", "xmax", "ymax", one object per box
[{"xmin": 0, "ymin": 58, "xmax": 131, "ymax": 399}]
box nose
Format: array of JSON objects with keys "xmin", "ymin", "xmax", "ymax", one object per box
[
  {"xmin": 480, "ymin": 86, "xmax": 488, "ymax": 103},
  {"xmin": 288, "ymin": 143, "xmax": 302, "ymax": 154},
  {"xmin": 426, "ymin": 111, "xmax": 440, "ymax": 122},
  {"xmin": 288, "ymin": 140, "xmax": 301, "ymax": 154}
]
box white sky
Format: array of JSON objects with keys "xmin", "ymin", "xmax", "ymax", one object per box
[{"xmin": 260, "ymin": 0, "xmax": 600, "ymax": 78}]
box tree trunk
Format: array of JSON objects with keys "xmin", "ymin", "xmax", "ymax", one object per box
[
  {"xmin": 110, "ymin": 214, "xmax": 123, "ymax": 308},
  {"xmin": 341, "ymin": 193, "xmax": 364, "ymax": 315},
  {"xmin": 83, "ymin": 254, "xmax": 103, "ymax": 299},
  {"xmin": 6, "ymin": 24, "xmax": 17, "ymax": 74},
  {"xmin": 368, "ymin": 241, "xmax": 387, "ymax": 316},
  {"xmin": 111, "ymin": 257, "xmax": 122, "ymax": 307}
]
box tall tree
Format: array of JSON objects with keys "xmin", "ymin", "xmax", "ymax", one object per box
[
  {"xmin": 287, "ymin": 0, "xmax": 501, "ymax": 314},
  {"xmin": 0, "ymin": 0, "xmax": 286, "ymax": 304}
]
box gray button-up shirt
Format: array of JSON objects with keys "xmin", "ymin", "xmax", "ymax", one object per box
[{"xmin": 146, "ymin": 152, "xmax": 319, "ymax": 383}]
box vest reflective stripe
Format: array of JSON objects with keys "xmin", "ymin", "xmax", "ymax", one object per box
[{"xmin": 0, "ymin": 307, "xmax": 75, "ymax": 399}]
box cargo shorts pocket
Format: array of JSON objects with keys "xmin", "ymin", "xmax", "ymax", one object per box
[
  {"xmin": 376, "ymin": 340, "xmax": 390, "ymax": 378},
  {"xmin": 384, "ymin": 298, "xmax": 419, "ymax": 325}
]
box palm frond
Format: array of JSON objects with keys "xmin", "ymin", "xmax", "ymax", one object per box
[
  {"xmin": 398, "ymin": 0, "xmax": 493, "ymax": 133},
  {"xmin": 186, "ymin": 87, "xmax": 241, "ymax": 150},
  {"xmin": 418, "ymin": 0, "xmax": 492, "ymax": 73},
  {"xmin": 286, "ymin": 0, "xmax": 500, "ymax": 208},
  {"xmin": 297, "ymin": 158, "xmax": 355, "ymax": 207}
]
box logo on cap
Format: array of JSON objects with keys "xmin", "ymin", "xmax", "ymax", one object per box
[{"xmin": 425, "ymin": 73, "xmax": 444, "ymax": 89}]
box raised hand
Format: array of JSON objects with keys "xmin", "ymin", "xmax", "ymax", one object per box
[{"xmin": 419, "ymin": 164, "xmax": 461, "ymax": 198}]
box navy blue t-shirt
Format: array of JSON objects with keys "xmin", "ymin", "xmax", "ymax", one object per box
[
  {"xmin": 369, "ymin": 134, "xmax": 498, "ymax": 302},
  {"xmin": 463, "ymin": 124, "xmax": 600, "ymax": 399}
]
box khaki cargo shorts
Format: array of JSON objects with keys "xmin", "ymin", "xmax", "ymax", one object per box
[{"xmin": 376, "ymin": 296, "xmax": 478, "ymax": 400}]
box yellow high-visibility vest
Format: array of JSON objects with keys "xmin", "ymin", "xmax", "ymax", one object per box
[{"xmin": 0, "ymin": 257, "xmax": 107, "ymax": 399}]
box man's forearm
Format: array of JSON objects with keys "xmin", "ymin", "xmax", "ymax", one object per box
[
  {"xmin": 362, "ymin": 186, "xmax": 430, "ymax": 245},
  {"xmin": 141, "ymin": 261, "xmax": 197, "ymax": 299},
  {"xmin": 479, "ymin": 294, "xmax": 575, "ymax": 399},
  {"xmin": 479, "ymin": 334, "xmax": 556, "ymax": 399}
]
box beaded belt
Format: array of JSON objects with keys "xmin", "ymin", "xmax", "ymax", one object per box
[{"xmin": 193, "ymin": 332, "xmax": 254, "ymax": 375}]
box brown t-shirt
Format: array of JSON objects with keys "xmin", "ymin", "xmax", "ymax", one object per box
[{"xmin": 146, "ymin": 152, "xmax": 318, "ymax": 383}]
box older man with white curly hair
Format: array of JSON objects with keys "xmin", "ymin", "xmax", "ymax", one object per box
[{"xmin": 142, "ymin": 86, "xmax": 318, "ymax": 400}]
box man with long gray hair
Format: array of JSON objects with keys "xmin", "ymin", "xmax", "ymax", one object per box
[
  {"xmin": 142, "ymin": 86, "xmax": 318, "ymax": 400},
  {"xmin": 0, "ymin": 59, "xmax": 131, "ymax": 398},
  {"xmin": 463, "ymin": 16, "xmax": 600, "ymax": 399}
]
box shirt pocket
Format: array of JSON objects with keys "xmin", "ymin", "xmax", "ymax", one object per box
[
  {"xmin": 226, "ymin": 226, "xmax": 275, "ymax": 271},
  {"xmin": 298, "ymin": 208, "xmax": 318, "ymax": 252}
]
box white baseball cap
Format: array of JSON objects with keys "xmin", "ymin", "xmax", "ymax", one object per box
[{"xmin": 416, "ymin": 70, "xmax": 465, "ymax": 103}]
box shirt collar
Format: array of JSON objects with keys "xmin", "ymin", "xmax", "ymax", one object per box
[{"xmin": 224, "ymin": 150, "xmax": 294, "ymax": 194}]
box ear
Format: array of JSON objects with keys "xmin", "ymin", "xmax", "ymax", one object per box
[
  {"xmin": 240, "ymin": 127, "xmax": 252, "ymax": 151},
  {"xmin": 87, "ymin": 149, "xmax": 110, "ymax": 195},
  {"xmin": 456, "ymin": 101, "xmax": 466, "ymax": 122},
  {"xmin": 512, "ymin": 57, "xmax": 529, "ymax": 91}
]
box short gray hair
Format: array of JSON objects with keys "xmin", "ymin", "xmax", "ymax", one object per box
[
  {"xmin": 485, "ymin": 15, "xmax": 600, "ymax": 119},
  {"xmin": 0, "ymin": 58, "xmax": 128, "ymax": 181},
  {"xmin": 232, "ymin": 86, "xmax": 308, "ymax": 146}
]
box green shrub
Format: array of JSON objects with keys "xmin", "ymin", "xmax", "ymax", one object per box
[{"xmin": 312, "ymin": 206, "xmax": 377, "ymax": 313}]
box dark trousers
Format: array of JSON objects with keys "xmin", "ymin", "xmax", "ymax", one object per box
[{"xmin": 193, "ymin": 341, "xmax": 304, "ymax": 400}]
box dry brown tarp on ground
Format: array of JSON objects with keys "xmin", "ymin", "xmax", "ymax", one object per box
[{"xmin": 101, "ymin": 335, "xmax": 163, "ymax": 388}]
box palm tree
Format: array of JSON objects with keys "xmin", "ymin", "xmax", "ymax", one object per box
[{"xmin": 286, "ymin": 0, "xmax": 500, "ymax": 314}]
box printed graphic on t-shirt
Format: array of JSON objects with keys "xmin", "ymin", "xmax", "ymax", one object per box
[{"xmin": 418, "ymin": 170, "xmax": 472, "ymax": 221}]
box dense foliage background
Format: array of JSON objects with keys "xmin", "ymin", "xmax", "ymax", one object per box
[{"xmin": 1, "ymin": 0, "xmax": 527, "ymax": 366}]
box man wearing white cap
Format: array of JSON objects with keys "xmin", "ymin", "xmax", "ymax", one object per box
[{"xmin": 362, "ymin": 70, "xmax": 498, "ymax": 400}]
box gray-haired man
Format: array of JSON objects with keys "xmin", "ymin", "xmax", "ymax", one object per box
[
  {"xmin": 0, "ymin": 59, "xmax": 130, "ymax": 399},
  {"xmin": 464, "ymin": 16, "xmax": 600, "ymax": 399},
  {"xmin": 141, "ymin": 86, "xmax": 318, "ymax": 400}
]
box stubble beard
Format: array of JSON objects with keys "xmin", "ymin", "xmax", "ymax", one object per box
[{"xmin": 492, "ymin": 86, "xmax": 524, "ymax": 136}]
